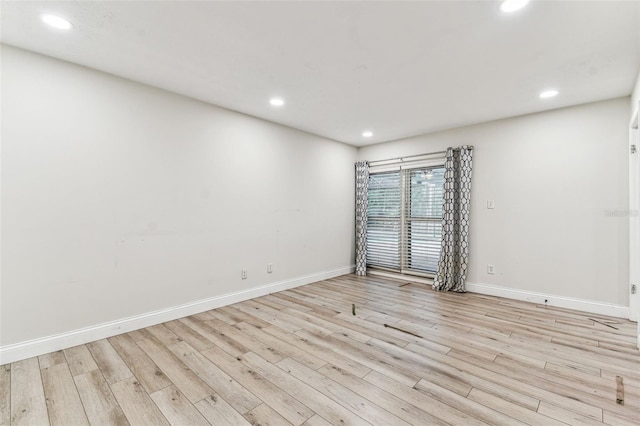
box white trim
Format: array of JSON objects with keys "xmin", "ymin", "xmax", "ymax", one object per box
[
  {"xmin": 370, "ymin": 158, "xmax": 445, "ymax": 174},
  {"xmin": 630, "ymin": 125, "xmax": 639, "ymax": 321},
  {"xmin": 0, "ymin": 266, "xmax": 354, "ymax": 365},
  {"xmin": 367, "ymin": 272, "xmax": 630, "ymax": 319},
  {"xmin": 466, "ymin": 282, "xmax": 629, "ymax": 319},
  {"xmin": 368, "ymin": 151, "xmax": 447, "ymax": 168},
  {"xmin": 367, "ymin": 269, "xmax": 435, "ymax": 286},
  {"xmin": 369, "ymin": 164, "xmax": 401, "ymax": 173},
  {"xmin": 400, "ymin": 158, "xmax": 446, "ymax": 170},
  {"xmin": 631, "ymin": 101, "xmax": 640, "ymax": 348}
]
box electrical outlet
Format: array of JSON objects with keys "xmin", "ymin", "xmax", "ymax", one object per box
[
  {"xmin": 241, "ymin": 270, "xmax": 247, "ymax": 279},
  {"xmin": 487, "ymin": 264, "xmax": 495, "ymax": 274},
  {"xmin": 267, "ymin": 263, "xmax": 273, "ymax": 273}
]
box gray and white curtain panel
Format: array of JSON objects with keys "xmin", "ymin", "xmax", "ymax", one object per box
[
  {"xmin": 355, "ymin": 161, "xmax": 369, "ymax": 276},
  {"xmin": 433, "ymin": 146, "xmax": 474, "ymax": 292}
]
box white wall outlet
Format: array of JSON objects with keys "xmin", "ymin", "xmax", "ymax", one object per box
[
  {"xmin": 241, "ymin": 270, "xmax": 247, "ymax": 279},
  {"xmin": 487, "ymin": 264, "xmax": 495, "ymax": 274},
  {"xmin": 487, "ymin": 200, "xmax": 495, "ymax": 209},
  {"xmin": 267, "ymin": 263, "xmax": 273, "ymax": 273}
]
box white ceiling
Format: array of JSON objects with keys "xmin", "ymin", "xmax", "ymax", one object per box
[{"xmin": 1, "ymin": 1, "xmax": 639, "ymax": 146}]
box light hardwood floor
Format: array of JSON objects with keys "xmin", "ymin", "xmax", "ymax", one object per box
[{"xmin": 2, "ymin": 274, "xmax": 639, "ymax": 425}]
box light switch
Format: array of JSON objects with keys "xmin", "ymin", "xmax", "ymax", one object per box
[{"xmin": 487, "ymin": 200, "xmax": 495, "ymax": 209}]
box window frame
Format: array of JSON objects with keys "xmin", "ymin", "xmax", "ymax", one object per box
[{"xmin": 367, "ymin": 158, "xmax": 445, "ymax": 278}]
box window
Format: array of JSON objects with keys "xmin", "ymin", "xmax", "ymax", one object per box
[
  {"xmin": 367, "ymin": 172, "xmax": 402, "ymax": 270},
  {"xmin": 366, "ymin": 166, "xmax": 445, "ymax": 276}
]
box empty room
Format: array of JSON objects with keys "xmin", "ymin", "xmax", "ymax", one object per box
[{"xmin": 1, "ymin": 1, "xmax": 639, "ymax": 425}]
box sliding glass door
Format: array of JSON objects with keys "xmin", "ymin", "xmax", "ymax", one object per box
[{"xmin": 366, "ymin": 166, "xmax": 444, "ymax": 276}]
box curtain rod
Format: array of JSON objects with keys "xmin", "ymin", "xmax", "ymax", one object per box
[{"xmin": 368, "ymin": 150, "xmax": 447, "ymax": 166}]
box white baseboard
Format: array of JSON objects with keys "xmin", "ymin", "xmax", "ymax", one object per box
[
  {"xmin": 0, "ymin": 266, "xmax": 354, "ymax": 365},
  {"xmin": 466, "ymin": 282, "xmax": 629, "ymax": 319},
  {"xmin": 366, "ymin": 271, "xmax": 630, "ymax": 319}
]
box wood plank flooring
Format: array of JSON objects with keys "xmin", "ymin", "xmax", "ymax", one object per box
[{"xmin": 2, "ymin": 274, "xmax": 639, "ymax": 425}]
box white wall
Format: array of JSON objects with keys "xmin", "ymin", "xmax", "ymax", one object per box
[
  {"xmin": 360, "ymin": 98, "xmax": 630, "ymax": 307},
  {"xmin": 1, "ymin": 42, "xmax": 633, "ymax": 358},
  {"xmin": 1, "ymin": 45, "xmax": 357, "ymax": 347}
]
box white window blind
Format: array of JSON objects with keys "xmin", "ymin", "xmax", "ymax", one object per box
[
  {"xmin": 366, "ymin": 166, "xmax": 445, "ymax": 276},
  {"xmin": 366, "ymin": 172, "xmax": 401, "ymax": 270},
  {"xmin": 403, "ymin": 168, "xmax": 445, "ymax": 274}
]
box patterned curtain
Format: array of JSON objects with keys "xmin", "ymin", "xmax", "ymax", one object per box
[
  {"xmin": 355, "ymin": 161, "xmax": 369, "ymax": 276},
  {"xmin": 433, "ymin": 146, "xmax": 473, "ymax": 292}
]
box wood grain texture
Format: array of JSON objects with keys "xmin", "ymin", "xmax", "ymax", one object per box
[
  {"xmin": 41, "ymin": 362, "xmax": 89, "ymax": 425},
  {"xmin": 10, "ymin": 358, "xmax": 49, "ymax": 426},
  {"xmin": 244, "ymin": 403, "xmax": 294, "ymax": 426},
  {"xmin": 149, "ymin": 385, "xmax": 209, "ymax": 426},
  {"xmin": 168, "ymin": 341, "xmax": 262, "ymax": 415},
  {"xmin": 108, "ymin": 334, "xmax": 172, "ymax": 394},
  {"xmin": 164, "ymin": 319, "xmax": 214, "ymax": 352},
  {"xmin": 195, "ymin": 394, "xmax": 252, "ymax": 426},
  {"xmin": 277, "ymin": 357, "xmax": 407, "ymax": 425},
  {"xmin": 318, "ymin": 363, "xmax": 449, "ymax": 426},
  {"xmin": 110, "ymin": 376, "xmax": 168, "ymax": 426},
  {"xmin": 0, "ymin": 365, "xmax": 11, "ymax": 426},
  {"xmin": 63, "ymin": 345, "xmax": 98, "ymax": 377},
  {"xmin": 86, "ymin": 339, "xmax": 132, "ymax": 385},
  {"xmin": 302, "ymin": 414, "xmax": 334, "ymax": 426},
  {"xmin": 37, "ymin": 352, "xmax": 66, "ymax": 370},
  {"xmin": 135, "ymin": 337, "xmax": 213, "ymax": 403},
  {"xmin": 3, "ymin": 274, "xmax": 639, "ymax": 425},
  {"xmin": 241, "ymin": 352, "xmax": 369, "ymax": 426},
  {"xmin": 201, "ymin": 345, "xmax": 314, "ymax": 425},
  {"xmin": 73, "ymin": 370, "xmax": 129, "ymax": 426}
]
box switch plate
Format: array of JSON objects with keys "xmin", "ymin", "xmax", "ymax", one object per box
[
  {"xmin": 267, "ymin": 263, "xmax": 273, "ymax": 273},
  {"xmin": 487, "ymin": 200, "xmax": 495, "ymax": 209},
  {"xmin": 487, "ymin": 264, "xmax": 495, "ymax": 274},
  {"xmin": 241, "ymin": 270, "xmax": 247, "ymax": 279}
]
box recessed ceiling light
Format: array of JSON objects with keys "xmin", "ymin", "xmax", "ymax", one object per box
[
  {"xmin": 269, "ymin": 98, "xmax": 284, "ymax": 107},
  {"xmin": 40, "ymin": 14, "xmax": 73, "ymax": 30},
  {"xmin": 499, "ymin": 0, "xmax": 530, "ymax": 13},
  {"xmin": 539, "ymin": 89, "xmax": 559, "ymax": 99},
  {"xmin": 362, "ymin": 131, "xmax": 373, "ymax": 138}
]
